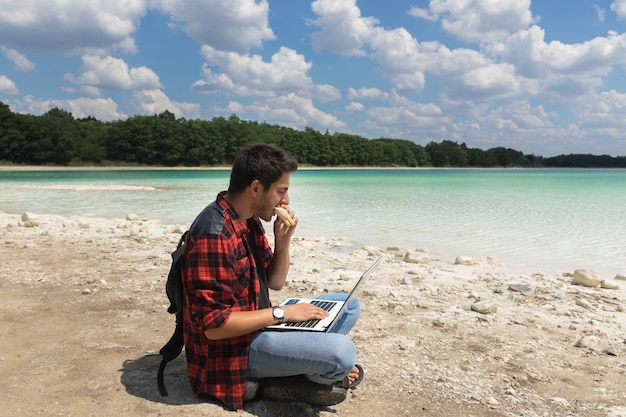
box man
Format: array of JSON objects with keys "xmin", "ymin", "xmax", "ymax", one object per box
[{"xmin": 181, "ymin": 142, "xmax": 362, "ymax": 410}]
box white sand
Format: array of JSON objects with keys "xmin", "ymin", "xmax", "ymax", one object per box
[{"xmin": 1, "ymin": 210, "xmax": 625, "ymax": 417}]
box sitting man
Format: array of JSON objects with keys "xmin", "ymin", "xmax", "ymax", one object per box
[{"xmin": 181, "ymin": 142, "xmax": 362, "ymax": 410}]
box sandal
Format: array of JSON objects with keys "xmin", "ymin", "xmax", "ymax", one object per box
[{"xmin": 335, "ymin": 364, "xmax": 364, "ymax": 390}]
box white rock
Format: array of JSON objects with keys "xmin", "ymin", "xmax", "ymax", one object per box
[
  {"xmin": 574, "ymin": 335, "xmax": 599, "ymax": 350},
  {"xmin": 614, "ymin": 274, "xmax": 626, "ymax": 281},
  {"xmin": 126, "ymin": 213, "xmax": 140, "ymax": 221},
  {"xmin": 471, "ymin": 301, "xmax": 497, "ymax": 314},
  {"xmin": 455, "ymin": 256, "xmax": 475, "ymax": 266},
  {"xmin": 572, "ymin": 269, "xmax": 602, "ymax": 288},
  {"xmin": 21, "ymin": 212, "xmax": 37, "ymax": 222},
  {"xmin": 600, "ymin": 280, "xmax": 620, "ymax": 290},
  {"xmin": 551, "ymin": 397, "xmax": 570, "ymax": 407},
  {"xmin": 403, "ymin": 252, "xmax": 428, "ymax": 264},
  {"xmin": 21, "ymin": 212, "xmax": 39, "ymax": 227}
]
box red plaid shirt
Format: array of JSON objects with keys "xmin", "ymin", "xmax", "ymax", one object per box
[{"xmin": 181, "ymin": 192, "xmax": 272, "ymax": 410}]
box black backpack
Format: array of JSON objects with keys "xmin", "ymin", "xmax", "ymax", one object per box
[{"xmin": 157, "ymin": 230, "xmax": 189, "ymax": 396}]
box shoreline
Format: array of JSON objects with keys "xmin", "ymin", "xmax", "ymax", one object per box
[{"xmin": 6, "ymin": 164, "xmax": 623, "ymax": 172}]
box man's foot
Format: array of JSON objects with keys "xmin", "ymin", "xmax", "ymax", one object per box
[
  {"xmin": 261, "ymin": 375, "xmax": 347, "ymax": 406},
  {"xmin": 335, "ymin": 364, "xmax": 364, "ymax": 389}
]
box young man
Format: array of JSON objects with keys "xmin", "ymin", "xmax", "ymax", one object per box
[{"xmin": 181, "ymin": 142, "xmax": 362, "ymax": 410}]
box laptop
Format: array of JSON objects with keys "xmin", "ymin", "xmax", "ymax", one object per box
[{"xmin": 265, "ymin": 256, "xmax": 383, "ymax": 332}]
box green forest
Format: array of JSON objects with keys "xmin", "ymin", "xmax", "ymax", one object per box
[{"xmin": 1, "ymin": 101, "xmax": 625, "ymax": 168}]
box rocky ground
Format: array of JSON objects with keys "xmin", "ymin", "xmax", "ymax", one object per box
[{"xmin": 1, "ymin": 211, "xmax": 625, "ymax": 417}]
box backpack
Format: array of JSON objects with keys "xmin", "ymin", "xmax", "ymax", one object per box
[{"xmin": 157, "ymin": 230, "xmax": 189, "ymax": 396}]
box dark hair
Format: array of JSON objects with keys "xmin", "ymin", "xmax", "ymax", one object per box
[{"xmin": 228, "ymin": 142, "xmax": 298, "ymax": 193}]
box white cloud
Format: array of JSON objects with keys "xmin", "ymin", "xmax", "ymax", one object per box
[
  {"xmin": 223, "ymin": 93, "xmax": 348, "ymax": 132},
  {"xmin": 495, "ymin": 26, "xmax": 626, "ymax": 100},
  {"xmin": 155, "ymin": 0, "xmax": 274, "ymax": 53},
  {"xmin": 410, "ymin": 0, "xmax": 537, "ymax": 43},
  {"xmin": 462, "ymin": 63, "xmax": 519, "ymax": 99},
  {"xmin": 66, "ymin": 55, "xmax": 162, "ymax": 91},
  {"xmin": 611, "ymin": 0, "xmax": 626, "ymax": 19},
  {"xmin": 193, "ymin": 46, "xmax": 314, "ymax": 97},
  {"xmin": 347, "ymin": 87, "xmax": 386, "ymax": 101},
  {"xmin": 1, "ymin": 46, "xmax": 35, "ymax": 71},
  {"xmin": 346, "ymin": 101, "xmax": 364, "ymax": 112},
  {"xmin": 360, "ymin": 105, "xmax": 451, "ymax": 139},
  {"xmin": 132, "ymin": 89, "xmax": 200, "ymax": 119},
  {"xmin": 0, "ymin": 75, "xmax": 19, "ymax": 94},
  {"xmin": 310, "ymin": 0, "xmax": 377, "ymax": 56},
  {"xmin": 11, "ymin": 95, "xmax": 127, "ymax": 121},
  {"xmin": 0, "ymin": 0, "xmax": 146, "ymax": 54},
  {"xmin": 575, "ymin": 90, "xmax": 626, "ymax": 128},
  {"xmin": 314, "ymin": 84, "xmax": 341, "ymax": 103},
  {"xmin": 595, "ymin": 5, "xmax": 607, "ymax": 23}
]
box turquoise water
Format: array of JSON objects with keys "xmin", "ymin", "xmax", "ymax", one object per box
[{"xmin": 1, "ymin": 168, "xmax": 625, "ymax": 277}]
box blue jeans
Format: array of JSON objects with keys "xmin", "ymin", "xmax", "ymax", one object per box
[{"xmin": 247, "ymin": 293, "xmax": 360, "ymax": 385}]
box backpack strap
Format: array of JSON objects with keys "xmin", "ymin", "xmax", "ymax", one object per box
[{"xmin": 158, "ymin": 231, "xmax": 188, "ymax": 396}]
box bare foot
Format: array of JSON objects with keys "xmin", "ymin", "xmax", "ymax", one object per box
[{"xmin": 346, "ymin": 366, "xmax": 360, "ymax": 385}]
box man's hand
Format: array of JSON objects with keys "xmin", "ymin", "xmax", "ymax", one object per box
[{"xmin": 282, "ymin": 303, "xmax": 329, "ymax": 323}]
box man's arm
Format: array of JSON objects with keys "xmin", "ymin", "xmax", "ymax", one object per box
[
  {"xmin": 204, "ymin": 304, "xmax": 329, "ymax": 340},
  {"xmin": 266, "ymin": 209, "xmax": 297, "ymax": 290}
]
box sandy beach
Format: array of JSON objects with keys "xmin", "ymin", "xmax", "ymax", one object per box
[{"xmin": 1, "ymin": 210, "xmax": 625, "ymax": 417}]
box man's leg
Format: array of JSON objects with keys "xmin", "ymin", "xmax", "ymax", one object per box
[{"xmin": 248, "ymin": 293, "xmax": 360, "ymax": 382}]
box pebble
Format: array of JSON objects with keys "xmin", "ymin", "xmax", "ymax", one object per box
[
  {"xmin": 574, "ymin": 335, "xmax": 599, "ymax": 349},
  {"xmin": 21, "ymin": 212, "xmax": 40, "ymax": 227},
  {"xmin": 508, "ymin": 284, "xmax": 533, "ymax": 293},
  {"xmin": 455, "ymin": 256, "xmax": 475, "ymax": 266},
  {"xmin": 572, "ymin": 269, "xmax": 602, "ymax": 287},
  {"xmin": 471, "ymin": 301, "xmax": 498, "ymax": 314},
  {"xmin": 403, "ymin": 252, "xmax": 428, "ymax": 264},
  {"xmin": 600, "ymin": 280, "xmax": 620, "ymax": 290}
]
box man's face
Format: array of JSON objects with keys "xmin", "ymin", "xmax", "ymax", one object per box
[{"xmin": 257, "ymin": 172, "xmax": 290, "ymax": 222}]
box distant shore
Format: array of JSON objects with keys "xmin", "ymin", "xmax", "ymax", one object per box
[{"xmin": 0, "ymin": 164, "xmax": 593, "ymax": 172}]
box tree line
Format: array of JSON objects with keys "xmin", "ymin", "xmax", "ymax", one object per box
[{"xmin": 1, "ymin": 102, "xmax": 625, "ymax": 168}]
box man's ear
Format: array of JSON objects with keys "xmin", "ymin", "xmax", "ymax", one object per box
[{"xmin": 250, "ymin": 179, "xmax": 263, "ymax": 196}]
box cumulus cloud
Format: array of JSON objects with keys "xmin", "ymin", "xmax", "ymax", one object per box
[
  {"xmin": 66, "ymin": 55, "xmax": 162, "ymax": 94},
  {"xmin": 223, "ymin": 93, "xmax": 348, "ymax": 132},
  {"xmin": 494, "ymin": 27, "xmax": 626, "ymax": 99},
  {"xmin": 0, "ymin": 0, "xmax": 146, "ymax": 54},
  {"xmin": 155, "ymin": 0, "xmax": 274, "ymax": 52},
  {"xmin": 0, "ymin": 75, "xmax": 19, "ymax": 94},
  {"xmin": 132, "ymin": 89, "xmax": 200, "ymax": 119},
  {"xmin": 346, "ymin": 102, "xmax": 364, "ymax": 112},
  {"xmin": 1, "ymin": 46, "xmax": 35, "ymax": 71},
  {"xmin": 11, "ymin": 95, "xmax": 127, "ymax": 121},
  {"xmin": 611, "ymin": 0, "xmax": 626, "ymax": 19},
  {"xmin": 575, "ymin": 90, "xmax": 626, "ymax": 127},
  {"xmin": 314, "ymin": 84, "xmax": 341, "ymax": 103},
  {"xmin": 193, "ymin": 46, "xmax": 313, "ymax": 97},
  {"xmin": 409, "ymin": 0, "xmax": 537, "ymax": 43},
  {"xmin": 310, "ymin": 0, "xmax": 378, "ymax": 56},
  {"xmin": 347, "ymin": 87, "xmax": 387, "ymax": 101}
]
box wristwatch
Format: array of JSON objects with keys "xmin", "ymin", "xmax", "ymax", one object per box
[{"xmin": 272, "ymin": 306, "xmax": 285, "ymax": 324}]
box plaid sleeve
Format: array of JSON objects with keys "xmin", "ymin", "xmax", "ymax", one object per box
[{"xmin": 184, "ymin": 233, "xmax": 253, "ymax": 332}]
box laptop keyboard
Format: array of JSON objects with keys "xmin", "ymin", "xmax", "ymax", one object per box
[{"xmin": 283, "ymin": 299, "xmax": 337, "ymax": 328}]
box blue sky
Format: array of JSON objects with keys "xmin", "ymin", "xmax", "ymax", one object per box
[{"xmin": 2, "ymin": 0, "xmax": 626, "ymax": 157}]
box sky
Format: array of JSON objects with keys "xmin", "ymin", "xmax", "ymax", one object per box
[{"xmin": 1, "ymin": 1, "xmax": 626, "ymax": 157}]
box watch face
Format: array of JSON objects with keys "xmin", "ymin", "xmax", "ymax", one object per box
[{"xmin": 273, "ymin": 307, "xmax": 285, "ymax": 319}]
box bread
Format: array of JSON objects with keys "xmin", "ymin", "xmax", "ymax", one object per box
[{"xmin": 274, "ymin": 207, "xmax": 296, "ymax": 227}]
